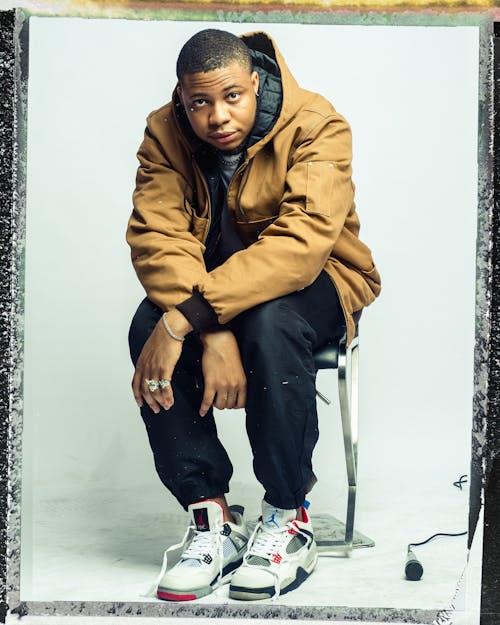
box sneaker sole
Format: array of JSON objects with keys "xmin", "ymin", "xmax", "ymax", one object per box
[
  {"xmin": 157, "ymin": 556, "xmax": 243, "ymax": 602},
  {"xmin": 228, "ymin": 552, "xmax": 318, "ymax": 601}
]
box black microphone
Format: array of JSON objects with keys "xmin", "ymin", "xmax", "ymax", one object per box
[{"xmin": 405, "ymin": 549, "xmax": 424, "ymax": 580}]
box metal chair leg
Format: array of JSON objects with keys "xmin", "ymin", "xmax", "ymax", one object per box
[
  {"xmin": 338, "ymin": 334, "xmax": 359, "ymax": 550},
  {"xmin": 315, "ymin": 333, "xmax": 359, "ymax": 552}
]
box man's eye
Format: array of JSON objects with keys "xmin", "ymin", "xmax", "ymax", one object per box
[
  {"xmin": 227, "ymin": 92, "xmax": 240, "ymax": 101},
  {"xmin": 192, "ymin": 99, "xmax": 207, "ymax": 108}
]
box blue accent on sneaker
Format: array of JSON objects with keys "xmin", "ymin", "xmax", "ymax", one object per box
[{"xmin": 265, "ymin": 512, "xmax": 280, "ymax": 528}]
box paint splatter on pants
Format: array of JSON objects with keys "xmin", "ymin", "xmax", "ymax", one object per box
[{"xmin": 128, "ymin": 270, "xmax": 346, "ymax": 510}]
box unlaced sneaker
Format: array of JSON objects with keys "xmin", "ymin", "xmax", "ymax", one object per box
[
  {"xmin": 229, "ymin": 501, "xmax": 318, "ymax": 600},
  {"xmin": 156, "ymin": 500, "xmax": 249, "ymax": 601}
]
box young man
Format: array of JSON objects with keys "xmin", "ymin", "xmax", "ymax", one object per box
[{"xmin": 127, "ymin": 29, "xmax": 380, "ymax": 602}]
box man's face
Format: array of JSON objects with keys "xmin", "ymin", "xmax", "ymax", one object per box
[{"xmin": 177, "ymin": 61, "xmax": 259, "ymax": 152}]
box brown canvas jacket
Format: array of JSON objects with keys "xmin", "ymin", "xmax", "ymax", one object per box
[{"xmin": 127, "ymin": 32, "xmax": 381, "ymax": 344}]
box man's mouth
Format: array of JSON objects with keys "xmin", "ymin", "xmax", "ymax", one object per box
[{"xmin": 209, "ymin": 131, "xmax": 237, "ymax": 145}]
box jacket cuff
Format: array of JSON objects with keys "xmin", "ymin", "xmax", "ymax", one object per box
[{"xmin": 176, "ymin": 289, "xmax": 220, "ymax": 332}]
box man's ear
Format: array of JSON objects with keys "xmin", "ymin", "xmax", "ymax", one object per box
[
  {"xmin": 251, "ymin": 70, "xmax": 259, "ymax": 96},
  {"xmin": 176, "ymin": 84, "xmax": 183, "ymax": 101}
]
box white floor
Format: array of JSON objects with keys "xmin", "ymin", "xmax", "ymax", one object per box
[
  {"xmin": 18, "ymin": 472, "xmax": 480, "ymax": 620},
  {"xmin": 17, "ymin": 371, "xmax": 480, "ymax": 623}
]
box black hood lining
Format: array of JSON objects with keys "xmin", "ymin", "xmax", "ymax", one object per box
[
  {"xmin": 246, "ymin": 48, "xmax": 282, "ymax": 148},
  {"xmin": 241, "ymin": 32, "xmax": 277, "ymax": 63}
]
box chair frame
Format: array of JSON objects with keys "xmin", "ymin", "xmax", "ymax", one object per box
[{"xmin": 314, "ymin": 332, "xmax": 359, "ymax": 552}]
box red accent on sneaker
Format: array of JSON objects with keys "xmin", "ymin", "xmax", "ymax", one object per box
[
  {"xmin": 157, "ymin": 590, "xmax": 198, "ymax": 601},
  {"xmin": 196, "ymin": 510, "xmax": 209, "ymax": 531},
  {"xmin": 272, "ymin": 553, "xmax": 282, "ymax": 564},
  {"xmin": 288, "ymin": 526, "xmax": 299, "ymax": 535},
  {"xmin": 298, "ymin": 506, "xmax": 309, "ymax": 523}
]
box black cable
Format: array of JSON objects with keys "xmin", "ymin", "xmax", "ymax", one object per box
[
  {"xmin": 408, "ymin": 531, "xmax": 467, "ymax": 552},
  {"xmin": 404, "ymin": 475, "xmax": 468, "ymax": 581},
  {"xmin": 453, "ymin": 474, "xmax": 468, "ymax": 490}
]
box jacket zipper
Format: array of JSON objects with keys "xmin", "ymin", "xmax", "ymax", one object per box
[
  {"xmin": 192, "ymin": 156, "xmax": 211, "ymax": 244},
  {"xmin": 233, "ymin": 159, "xmax": 253, "ymax": 219}
]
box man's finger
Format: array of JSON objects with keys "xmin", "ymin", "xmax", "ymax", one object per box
[
  {"xmin": 143, "ymin": 392, "xmax": 162, "ymax": 414},
  {"xmin": 225, "ymin": 389, "xmax": 238, "ymax": 409},
  {"xmin": 236, "ymin": 386, "xmax": 247, "ymax": 409},
  {"xmin": 132, "ymin": 371, "xmax": 143, "ymax": 408},
  {"xmin": 142, "ymin": 376, "xmax": 163, "ymax": 414},
  {"xmin": 158, "ymin": 373, "xmax": 174, "ymax": 410},
  {"xmin": 200, "ymin": 384, "xmax": 216, "ymax": 417},
  {"xmin": 214, "ymin": 390, "xmax": 229, "ymax": 411}
]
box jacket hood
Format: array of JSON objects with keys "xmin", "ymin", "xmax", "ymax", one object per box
[
  {"xmin": 240, "ymin": 31, "xmax": 304, "ymax": 152},
  {"xmin": 245, "ymin": 43, "xmax": 282, "ymax": 148}
]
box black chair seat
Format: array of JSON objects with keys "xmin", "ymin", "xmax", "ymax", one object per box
[
  {"xmin": 313, "ymin": 343, "xmax": 340, "ymax": 370},
  {"xmin": 314, "ymin": 319, "xmax": 360, "ymax": 371}
]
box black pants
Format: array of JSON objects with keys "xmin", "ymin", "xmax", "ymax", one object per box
[{"xmin": 128, "ymin": 270, "xmax": 345, "ymax": 511}]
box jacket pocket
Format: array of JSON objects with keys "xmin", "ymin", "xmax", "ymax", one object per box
[
  {"xmin": 305, "ymin": 161, "xmax": 335, "ymax": 216},
  {"xmin": 234, "ymin": 216, "xmax": 276, "ymax": 247}
]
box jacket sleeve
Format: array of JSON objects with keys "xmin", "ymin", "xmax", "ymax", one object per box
[
  {"xmin": 126, "ymin": 118, "xmax": 209, "ymax": 313},
  {"xmin": 194, "ymin": 113, "xmax": 355, "ymax": 324}
]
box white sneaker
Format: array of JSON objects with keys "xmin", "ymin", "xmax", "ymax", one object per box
[
  {"xmin": 156, "ymin": 500, "xmax": 249, "ymax": 601},
  {"xmin": 229, "ymin": 501, "xmax": 318, "ymax": 600}
]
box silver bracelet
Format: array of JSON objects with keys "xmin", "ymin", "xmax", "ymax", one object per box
[{"xmin": 162, "ymin": 313, "xmax": 185, "ymax": 342}]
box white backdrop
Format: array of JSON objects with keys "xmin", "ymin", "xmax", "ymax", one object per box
[{"xmin": 21, "ymin": 16, "xmax": 478, "ymax": 600}]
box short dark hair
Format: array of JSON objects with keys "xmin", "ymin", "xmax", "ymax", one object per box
[{"xmin": 176, "ymin": 29, "xmax": 252, "ymax": 81}]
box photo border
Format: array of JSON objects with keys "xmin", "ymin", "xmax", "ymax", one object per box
[{"xmin": 0, "ymin": 6, "xmax": 497, "ymax": 623}]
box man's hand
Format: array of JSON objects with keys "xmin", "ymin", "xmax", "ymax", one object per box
[
  {"xmin": 132, "ymin": 309, "xmax": 192, "ymax": 414},
  {"xmin": 199, "ymin": 330, "xmax": 246, "ymax": 417}
]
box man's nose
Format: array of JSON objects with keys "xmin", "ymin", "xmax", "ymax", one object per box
[{"xmin": 209, "ymin": 101, "xmax": 231, "ymax": 126}]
